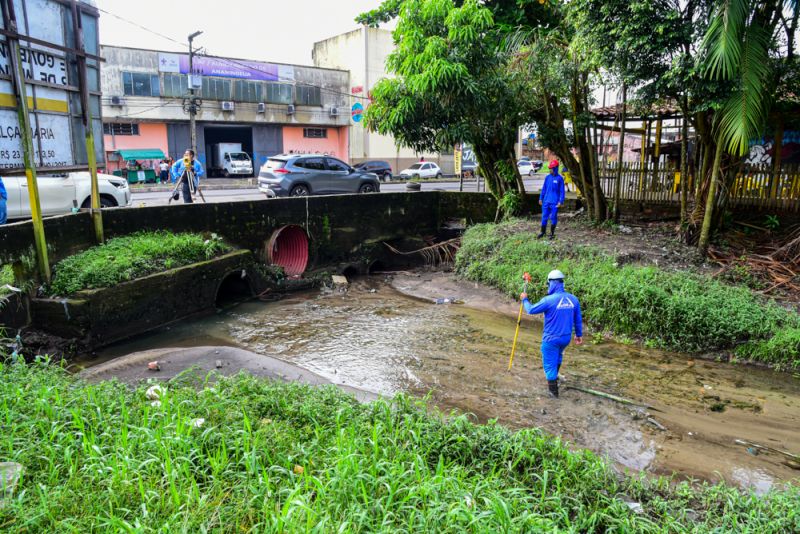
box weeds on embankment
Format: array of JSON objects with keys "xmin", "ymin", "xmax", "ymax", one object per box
[
  {"xmin": 46, "ymin": 231, "xmax": 232, "ymax": 297},
  {"xmin": 0, "ymin": 361, "xmax": 798, "ymax": 532},
  {"xmin": 456, "ymin": 221, "xmax": 800, "ymax": 370}
]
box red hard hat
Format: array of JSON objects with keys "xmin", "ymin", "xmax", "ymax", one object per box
[{"xmin": 548, "ymin": 159, "xmax": 559, "ymax": 169}]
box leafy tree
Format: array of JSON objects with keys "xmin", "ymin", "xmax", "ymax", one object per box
[{"xmin": 361, "ymin": 0, "xmax": 529, "ymax": 209}]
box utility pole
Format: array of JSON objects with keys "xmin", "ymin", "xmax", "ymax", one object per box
[
  {"xmin": 188, "ymin": 31, "xmax": 203, "ymax": 155},
  {"xmin": 71, "ymin": 0, "xmax": 103, "ymax": 244}
]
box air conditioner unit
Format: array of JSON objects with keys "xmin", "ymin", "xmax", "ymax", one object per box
[
  {"xmin": 257, "ymin": 102, "xmax": 266, "ymax": 113},
  {"xmin": 287, "ymin": 104, "xmax": 296, "ymax": 115},
  {"xmin": 110, "ymin": 95, "xmax": 124, "ymax": 106},
  {"xmin": 221, "ymin": 101, "xmax": 234, "ymax": 111},
  {"xmin": 329, "ymin": 106, "xmax": 339, "ymax": 117}
]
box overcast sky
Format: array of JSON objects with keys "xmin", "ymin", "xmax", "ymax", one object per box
[{"xmin": 96, "ymin": 0, "xmax": 392, "ymax": 66}]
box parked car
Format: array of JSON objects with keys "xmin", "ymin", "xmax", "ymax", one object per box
[
  {"xmin": 258, "ymin": 154, "xmax": 381, "ymax": 197},
  {"xmin": 399, "ymin": 162, "xmax": 442, "ymax": 179},
  {"xmin": 3, "ymin": 172, "xmax": 131, "ymax": 220},
  {"xmin": 354, "ymin": 160, "xmax": 393, "ymax": 181},
  {"xmin": 517, "ymin": 160, "xmax": 537, "ymax": 176}
]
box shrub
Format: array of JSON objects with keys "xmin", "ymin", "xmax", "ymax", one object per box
[{"xmin": 47, "ymin": 231, "xmax": 232, "ymax": 296}]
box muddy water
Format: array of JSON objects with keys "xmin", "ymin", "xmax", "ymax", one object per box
[{"xmin": 87, "ymin": 274, "xmax": 800, "ymax": 493}]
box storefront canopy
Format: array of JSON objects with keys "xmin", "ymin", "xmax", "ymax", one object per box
[{"xmin": 117, "ymin": 148, "xmax": 166, "ymax": 161}]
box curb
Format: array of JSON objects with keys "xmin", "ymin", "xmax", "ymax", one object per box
[{"xmin": 131, "ymin": 184, "xmax": 257, "ymax": 193}]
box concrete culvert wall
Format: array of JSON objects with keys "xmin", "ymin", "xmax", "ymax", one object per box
[
  {"xmin": 216, "ymin": 270, "xmax": 254, "ymax": 308},
  {"xmin": 267, "ymin": 225, "xmax": 309, "ymax": 277}
]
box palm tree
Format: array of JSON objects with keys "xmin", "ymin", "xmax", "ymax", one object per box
[{"xmin": 697, "ymin": 0, "xmax": 793, "ymax": 253}]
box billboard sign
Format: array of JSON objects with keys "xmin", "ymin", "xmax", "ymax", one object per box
[
  {"xmin": 0, "ymin": 0, "xmax": 104, "ymax": 173},
  {"xmin": 159, "ymin": 52, "xmax": 285, "ymax": 82}
]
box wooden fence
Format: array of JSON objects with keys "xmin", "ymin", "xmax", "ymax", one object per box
[{"xmin": 598, "ymin": 163, "xmax": 800, "ymax": 212}]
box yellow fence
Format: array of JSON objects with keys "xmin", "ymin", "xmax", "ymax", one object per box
[{"xmin": 600, "ymin": 163, "xmax": 800, "ymax": 211}]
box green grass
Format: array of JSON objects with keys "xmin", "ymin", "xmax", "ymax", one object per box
[
  {"xmin": 455, "ymin": 221, "xmax": 800, "ymax": 370},
  {"xmin": 1, "ymin": 361, "xmax": 798, "ymax": 532},
  {"xmin": 46, "ymin": 232, "xmax": 233, "ymax": 297},
  {"xmin": 0, "ymin": 264, "xmax": 13, "ymax": 296}
]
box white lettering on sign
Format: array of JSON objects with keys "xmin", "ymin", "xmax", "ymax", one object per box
[
  {"xmin": 0, "ymin": 110, "xmax": 73, "ymax": 168},
  {"xmin": 0, "ymin": 41, "xmax": 68, "ymax": 86}
]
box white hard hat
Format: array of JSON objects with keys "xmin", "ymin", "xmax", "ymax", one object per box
[{"xmin": 547, "ymin": 269, "xmax": 565, "ymax": 281}]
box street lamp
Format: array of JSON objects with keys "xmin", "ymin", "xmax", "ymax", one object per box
[{"xmin": 188, "ymin": 31, "xmax": 203, "ymax": 155}]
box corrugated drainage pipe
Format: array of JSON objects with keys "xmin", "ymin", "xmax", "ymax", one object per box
[{"xmin": 267, "ymin": 225, "xmax": 309, "ymax": 277}]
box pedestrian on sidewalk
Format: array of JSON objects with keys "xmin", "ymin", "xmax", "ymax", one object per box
[
  {"xmin": 0, "ymin": 176, "xmax": 7, "ymax": 224},
  {"xmin": 538, "ymin": 160, "xmax": 565, "ymax": 239},
  {"xmin": 158, "ymin": 160, "xmax": 169, "ymax": 184},
  {"xmin": 171, "ymin": 149, "xmax": 204, "ymax": 204},
  {"xmin": 520, "ymin": 269, "xmax": 583, "ymax": 398}
]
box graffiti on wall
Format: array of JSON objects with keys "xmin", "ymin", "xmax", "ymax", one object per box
[{"xmin": 747, "ymin": 131, "xmax": 800, "ymax": 165}]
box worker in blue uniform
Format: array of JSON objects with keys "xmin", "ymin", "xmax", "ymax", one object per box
[
  {"xmin": 520, "ymin": 269, "xmax": 583, "ymax": 398},
  {"xmin": 171, "ymin": 149, "xmax": 205, "ymax": 204},
  {"xmin": 0, "ymin": 176, "xmax": 7, "ymax": 225},
  {"xmin": 538, "ymin": 159, "xmax": 565, "ymax": 239}
]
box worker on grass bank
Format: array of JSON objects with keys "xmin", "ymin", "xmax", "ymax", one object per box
[
  {"xmin": 171, "ymin": 149, "xmax": 204, "ymax": 204},
  {"xmin": 538, "ymin": 160, "xmax": 566, "ymax": 239},
  {"xmin": 520, "ymin": 269, "xmax": 583, "ymax": 398}
]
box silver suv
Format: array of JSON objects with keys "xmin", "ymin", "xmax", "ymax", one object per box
[{"xmin": 258, "ymin": 154, "xmax": 381, "ymax": 197}]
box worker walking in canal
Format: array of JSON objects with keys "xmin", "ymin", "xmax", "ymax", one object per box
[
  {"xmin": 520, "ymin": 269, "xmax": 583, "ymax": 398},
  {"xmin": 538, "ymin": 160, "xmax": 566, "ymax": 239}
]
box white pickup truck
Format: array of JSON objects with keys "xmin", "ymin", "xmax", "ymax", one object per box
[{"xmin": 3, "ymin": 172, "xmax": 132, "ymax": 221}]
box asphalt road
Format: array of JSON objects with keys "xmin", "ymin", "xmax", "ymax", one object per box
[{"xmin": 131, "ymin": 177, "xmax": 546, "ymax": 207}]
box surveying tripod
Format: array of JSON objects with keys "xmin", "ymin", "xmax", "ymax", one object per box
[{"xmin": 168, "ymin": 157, "xmax": 206, "ymax": 204}]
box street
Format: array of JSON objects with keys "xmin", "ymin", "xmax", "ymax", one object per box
[{"xmin": 130, "ymin": 177, "xmax": 546, "ymax": 206}]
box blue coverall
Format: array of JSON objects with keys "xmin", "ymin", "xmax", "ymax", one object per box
[
  {"xmin": 522, "ymin": 280, "xmax": 583, "ymax": 381},
  {"xmin": 539, "ymin": 170, "xmax": 566, "ymax": 227},
  {"xmin": 0, "ymin": 176, "xmax": 7, "ymax": 225},
  {"xmin": 170, "ymin": 159, "xmax": 205, "ymax": 203}
]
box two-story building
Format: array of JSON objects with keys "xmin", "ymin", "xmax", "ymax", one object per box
[{"xmin": 100, "ymin": 45, "xmax": 350, "ymax": 176}]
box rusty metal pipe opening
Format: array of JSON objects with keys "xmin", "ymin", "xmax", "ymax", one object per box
[{"xmin": 267, "ymin": 225, "xmax": 309, "ymax": 277}]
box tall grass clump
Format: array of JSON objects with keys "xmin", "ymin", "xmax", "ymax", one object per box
[
  {"xmin": 1, "ymin": 360, "xmax": 798, "ymax": 531},
  {"xmin": 456, "ymin": 221, "xmax": 800, "ymax": 369},
  {"xmin": 0, "ymin": 264, "xmax": 13, "ymax": 295},
  {"xmin": 46, "ymin": 231, "xmax": 232, "ymax": 296}
]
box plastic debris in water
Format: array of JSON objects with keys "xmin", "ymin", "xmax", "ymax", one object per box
[
  {"xmin": 434, "ymin": 297, "xmax": 460, "ymax": 305},
  {"xmin": 148, "ymin": 361, "xmax": 161, "ymax": 371}
]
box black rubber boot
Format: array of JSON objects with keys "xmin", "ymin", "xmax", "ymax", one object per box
[
  {"xmin": 547, "ymin": 379, "xmax": 559, "ymax": 398},
  {"xmin": 549, "ymin": 224, "xmax": 557, "ymax": 240},
  {"xmin": 537, "ymin": 224, "xmax": 547, "ymax": 239}
]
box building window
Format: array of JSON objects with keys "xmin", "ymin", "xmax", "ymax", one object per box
[
  {"xmin": 122, "ymin": 72, "xmax": 160, "ymax": 97},
  {"xmin": 234, "ymin": 80, "xmax": 262, "ymax": 103},
  {"xmin": 265, "ymin": 83, "xmax": 293, "ymax": 104},
  {"xmin": 103, "ymin": 123, "xmax": 140, "ymax": 136},
  {"xmin": 303, "ymin": 128, "xmax": 327, "ymax": 139},
  {"xmin": 162, "ymin": 73, "xmax": 189, "ymax": 98},
  {"xmin": 201, "ymin": 77, "xmax": 232, "ymax": 100},
  {"xmin": 295, "ymin": 85, "xmax": 321, "ymax": 106}
]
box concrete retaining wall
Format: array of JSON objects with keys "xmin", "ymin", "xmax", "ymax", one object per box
[
  {"xmin": 31, "ymin": 250, "xmax": 259, "ymax": 347},
  {"xmin": 0, "ymin": 192, "xmax": 500, "ymax": 270}
]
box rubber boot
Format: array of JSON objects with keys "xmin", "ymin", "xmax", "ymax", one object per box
[
  {"xmin": 537, "ymin": 224, "xmax": 547, "ymax": 239},
  {"xmin": 549, "ymin": 224, "xmax": 557, "ymax": 240},
  {"xmin": 547, "ymin": 379, "xmax": 559, "ymax": 398}
]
